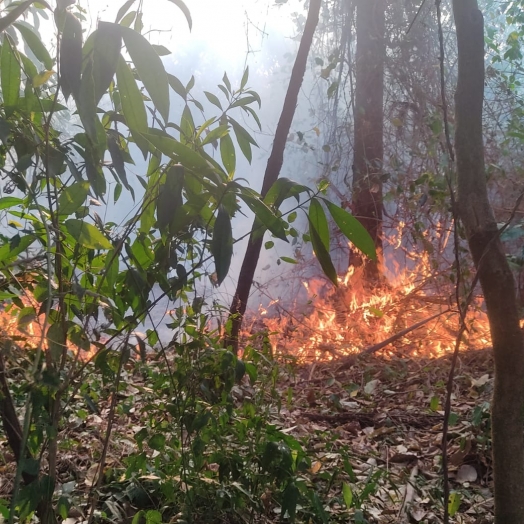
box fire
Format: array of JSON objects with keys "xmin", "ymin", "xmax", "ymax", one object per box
[{"xmin": 246, "ymin": 246, "xmax": 492, "ymax": 362}]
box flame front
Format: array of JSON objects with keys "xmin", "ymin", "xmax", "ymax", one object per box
[{"xmin": 247, "ymin": 247, "xmax": 492, "ymax": 362}]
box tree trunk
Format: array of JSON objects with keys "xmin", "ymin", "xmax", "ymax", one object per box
[
  {"xmin": 351, "ymin": 0, "xmax": 385, "ymax": 279},
  {"xmin": 224, "ymin": 0, "xmax": 321, "ymax": 353},
  {"xmin": 453, "ymin": 2, "xmax": 524, "ymax": 522}
]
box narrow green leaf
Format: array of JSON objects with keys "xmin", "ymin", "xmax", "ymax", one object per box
[
  {"xmin": 180, "ymin": 104, "xmax": 194, "ymax": 142},
  {"xmin": 0, "ymin": 0, "xmax": 48, "ymax": 33},
  {"xmin": 230, "ymin": 96, "xmax": 258, "ymax": 109},
  {"xmin": 229, "ymin": 117, "xmax": 257, "ymax": 163},
  {"xmin": 448, "ymin": 492, "xmax": 461, "ymax": 517},
  {"xmin": 0, "ymin": 118, "xmax": 11, "ymax": 144},
  {"xmin": 116, "ymin": 54, "xmax": 149, "ymax": 156},
  {"xmin": 116, "ymin": 54, "xmax": 147, "ymax": 132},
  {"xmin": 107, "ymin": 130, "xmax": 130, "ymax": 190},
  {"xmin": 142, "ymin": 130, "xmax": 212, "ymax": 172},
  {"xmin": 308, "ymin": 198, "xmax": 330, "ymax": 250},
  {"xmin": 222, "ymin": 71, "xmax": 231, "ymax": 93},
  {"xmin": 1, "ymin": 36, "xmax": 21, "ymax": 109},
  {"xmin": 157, "ymin": 164, "xmax": 184, "ymax": 232},
  {"xmin": 308, "ymin": 216, "xmax": 338, "ymax": 286},
  {"xmin": 200, "ymin": 124, "xmax": 228, "ymax": 145},
  {"xmin": 139, "ymin": 154, "xmax": 160, "ymax": 234},
  {"xmin": 167, "ymin": 0, "xmax": 192, "ymax": 30},
  {"xmin": 168, "ymin": 73, "xmax": 186, "ymax": 100},
  {"xmin": 115, "ymin": 0, "xmax": 136, "ymax": 23},
  {"xmin": 324, "ymin": 200, "xmax": 377, "ymax": 261},
  {"xmin": 240, "ymin": 66, "xmax": 249, "ymax": 90},
  {"xmin": 19, "ymin": 97, "xmax": 67, "ymax": 112},
  {"xmin": 280, "ymin": 256, "xmax": 297, "ymax": 264},
  {"xmin": 119, "ymin": 10, "xmax": 136, "ymax": 27},
  {"xmin": 211, "ymin": 206, "xmax": 233, "ymax": 285},
  {"xmin": 14, "ymin": 22, "xmax": 53, "ymax": 69},
  {"xmin": 342, "ymin": 483, "xmax": 353, "ymax": 508},
  {"xmin": 65, "ymin": 219, "xmax": 112, "ymax": 250},
  {"xmin": 120, "ymin": 25, "xmax": 170, "ymax": 122},
  {"xmin": 91, "ymin": 22, "xmax": 122, "ymax": 106},
  {"xmin": 0, "ymin": 197, "xmax": 23, "ymax": 210},
  {"xmin": 220, "ymin": 133, "xmax": 236, "ymax": 175},
  {"xmin": 152, "ymin": 44, "xmax": 171, "ymax": 56},
  {"xmin": 281, "ymin": 483, "xmax": 299, "ymax": 520},
  {"xmin": 58, "ymin": 181, "xmax": 90, "ymax": 215},
  {"xmin": 238, "ymin": 190, "xmax": 288, "ymax": 242},
  {"xmin": 204, "ymin": 90, "xmax": 222, "ymax": 110},
  {"xmin": 58, "ymin": 11, "xmax": 82, "ymax": 101}
]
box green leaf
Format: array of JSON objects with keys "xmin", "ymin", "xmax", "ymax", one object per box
[
  {"xmin": 222, "ymin": 71, "xmax": 232, "ymax": 93},
  {"xmin": 324, "ymin": 200, "xmax": 377, "ymax": 261},
  {"xmin": 157, "ymin": 164, "xmax": 184, "ymax": 232},
  {"xmin": 0, "ymin": 197, "xmax": 23, "ymax": 210},
  {"xmin": 281, "ymin": 483, "xmax": 299, "ymax": 520},
  {"xmin": 229, "ymin": 117, "xmax": 257, "ymax": 164},
  {"xmin": 142, "ymin": 130, "xmax": 212, "ymax": 172},
  {"xmin": 264, "ymin": 177, "xmax": 310, "ymax": 208},
  {"xmin": 309, "ymin": 198, "xmax": 329, "ymax": 250},
  {"xmin": 91, "ymin": 22, "xmax": 122, "ymax": 106},
  {"xmin": 58, "ymin": 181, "xmax": 90, "ymax": 215},
  {"xmin": 342, "ymin": 483, "xmax": 353, "ymax": 508},
  {"xmin": 280, "ymin": 256, "xmax": 297, "ymax": 264},
  {"xmin": 152, "ymin": 44, "xmax": 171, "ymax": 56},
  {"xmin": 58, "ymin": 11, "xmax": 82, "ymax": 101},
  {"xmin": 0, "ymin": 0, "xmax": 48, "ymax": 33},
  {"xmin": 19, "ymin": 97, "xmax": 67, "ymax": 112},
  {"xmin": 148, "ymin": 433, "xmax": 166, "ymax": 451},
  {"xmin": 120, "ymin": 25, "xmax": 170, "ymax": 122},
  {"xmin": 308, "ymin": 215, "xmax": 338, "ymax": 286},
  {"xmin": 204, "ymin": 90, "xmax": 222, "ymax": 110},
  {"xmin": 448, "ymin": 492, "xmax": 461, "ymax": 517},
  {"xmin": 77, "ymin": 56, "xmax": 107, "ymax": 161},
  {"xmin": 0, "ymin": 118, "xmax": 11, "ymax": 144},
  {"xmin": 115, "ymin": 0, "xmax": 136, "ymax": 23},
  {"xmin": 65, "ymin": 219, "xmax": 112, "ymax": 250},
  {"xmin": 1, "ymin": 36, "xmax": 21, "ymax": 110},
  {"xmin": 200, "ymin": 123, "xmax": 228, "ymax": 145},
  {"xmin": 0, "ymin": 233, "xmax": 35, "ymax": 264},
  {"xmin": 167, "ymin": 0, "xmax": 192, "ymax": 30},
  {"xmin": 230, "ymin": 96, "xmax": 258, "ymax": 109},
  {"xmin": 220, "ymin": 133, "xmax": 236, "ymax": 175},
  {"xmin": 429, "ymin": 396, "xmax": 440, "ymax": 411},
  {"xmin": 32, "ymin": 70, "xmax": 53, "ymax": 87},
  {"xmin": 238, "ymin": 190, "xmax": 288, "ymax": 242},
  {"xmin": 14, "ymin": 22, "xmax": 53, "ymax": 69},
  {"xmin": 240, "ymin": 66, "xmax": 249, "ymax": 89},
  {"xmin": 211, "ymin": 205, "xmax": 233, "ymax": 286},
  {"xmin": 119, "ymin": 10, "xmax": 136, "ymax": 27},
  {"xmin": 167, "ymin": 73, "xmax": 186, "ymax": 100},
  {"xmin": 180, "ymin": 104, "xmax": 194, "ymax": 142},
  {"xmin": 116, "ymin": 54, "xmax": 149, "ymax": 156}
]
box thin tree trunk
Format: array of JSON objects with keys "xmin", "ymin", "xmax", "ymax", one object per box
[
  {"xmin": 351, "ymin": 0, "xmax": 385, "ymax": 279},
  {"xmin": 224, "ymin": 0, "xmax": 321, "ymax": 353},
  {"xmin": 453, "ymin": 2, "xmax": 524, "ymax": 522}
]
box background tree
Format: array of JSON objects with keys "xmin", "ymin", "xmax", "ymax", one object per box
[
  {"xmin": 453, "ymin": 0, "xmax": 524, "ymax": 521},
  {"xmin": 351, "ymin": 0, "xmax": 385, "ymax": 279}
]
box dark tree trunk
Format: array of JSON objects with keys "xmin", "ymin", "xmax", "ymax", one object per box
[
  {"xmin": 351, "ymin": 0, "xmax": 385, "ymax": 279},
  {"xmin": 453, "ymin": 2, "xmax": 524, "ymax": 522},
  {"xmin": 224, "ymin": 0, "xmax": 321, "ymax": 353}
]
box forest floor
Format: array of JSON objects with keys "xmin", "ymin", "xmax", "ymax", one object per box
[
  {"xmin": 0, "ymin": 345, "xmax": 495, "ymax": 524},
  {"xmin": 274, "ymin": 347, "xmax": 494, "ymax": 523}
]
